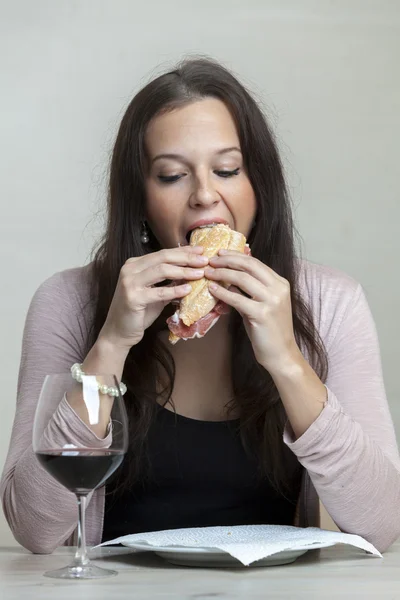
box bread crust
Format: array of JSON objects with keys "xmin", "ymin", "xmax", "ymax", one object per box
[{"xmin": 179, "ymin": 224, "xmax": 246, "ymax": 326}]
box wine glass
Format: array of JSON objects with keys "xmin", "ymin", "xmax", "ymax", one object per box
[{"xmin": 33, "ymin": 371, "xmax": 128, "ymax": 579}]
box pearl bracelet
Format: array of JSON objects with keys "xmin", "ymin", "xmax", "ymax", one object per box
[{"xmin": 71, "ymin": 363, "xmax": 127, "ymax": 397}]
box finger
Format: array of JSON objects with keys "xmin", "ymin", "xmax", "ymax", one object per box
[
  {"xmin": 204, "ymin": 266, "xmax": 266, "ymax": 301},
  {"xmin": 208, "ymin": 282, "xmax": 257, "ymax": 316},
  {"xmin": 229, "ymin": 285, "xmax": 243, "ymax": 295},
  {"xmin": 145, "ymin": 283, "xmax": 192, "ymax": 305},
  {"xmin": 125, "ymin": 246, "xmax": 207, "ymax": 270},
  {"xmin": 209, "ymin": 253, "xmax": 279, "ymax": 287},
  {"xmin": 167, "ymin": 279, "xmax": 185, "ymax": 305},
  {"xmin": 244, "ymin": 245, "xmax": 252, "ymax": 256},
  {"xmin": 135, "ymin": 264, "xmax": 206, "ymax": 287},
  {"xmin": 227, "ymin": 284, "xmax": 251, "ymax": 301}
]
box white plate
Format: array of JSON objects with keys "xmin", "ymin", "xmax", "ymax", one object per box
[{"xmin": 121, "ymin": 541, "xmax": 310, "ymax": 568}]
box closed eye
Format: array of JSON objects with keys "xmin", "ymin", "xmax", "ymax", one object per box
[
  {"xmin": 158, "ymin": 168, "xmax": 240, "ymax": 184},
  {"xmin": 158, "ymin": 174, "xmax": 184, "ymax": 184},
  {"xmin": 215, "ymin": 168, "xmax": 240, "ymax": 178}
]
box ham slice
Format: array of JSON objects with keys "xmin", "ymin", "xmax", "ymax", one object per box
[{"xmin": 167, "ymin": 301, "xmax": 230, "ymax": 344}]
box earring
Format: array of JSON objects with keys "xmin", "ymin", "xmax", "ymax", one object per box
[{"xmin": 140, "ymin": 222, "xmax": 150, "ymax": 244}]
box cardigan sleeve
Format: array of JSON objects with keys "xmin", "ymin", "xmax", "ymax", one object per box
[
  {"xmin": 0, "ymin": 272, "xmax": 107, "ymax": 554},
  {"xmin": 283, "ymin": 284, "xmax": 400, "ymax": 552}
]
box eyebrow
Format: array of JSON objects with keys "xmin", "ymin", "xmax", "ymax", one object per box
[{"xmin": 151, "ymin": 146, "xmax": 242, "ymax": 164}]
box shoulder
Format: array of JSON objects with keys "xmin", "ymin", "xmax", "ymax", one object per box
[
  {"xmin": 296, "ymin": 258, "xmax": 360, "ymax": 300},
  {"xmin": 32, "ymin": 264, "xmax": 94, "ymax": 310},
  {"xmin": 295, "ymin": 258, "xmax": 362, "ymax": 349},
  {"xmin": 18, "ymin": 264, "xmax": 97, "ymax": 382},
  {"xmin": 28, "ymin": 264, "xmax": 95, "ymax": 337}
]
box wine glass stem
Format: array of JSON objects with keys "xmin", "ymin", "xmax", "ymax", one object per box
[{"xmin": 74, "ymin": 494, "xmax": 90, "ymax": 567}]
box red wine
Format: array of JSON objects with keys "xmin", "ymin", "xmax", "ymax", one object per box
[{"xmin": 36, "ymin": 450, "xmax": 124, "ymax": 494}]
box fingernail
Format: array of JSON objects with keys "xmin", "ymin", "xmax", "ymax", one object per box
[
  {"xmin": 192, "ymin": 269, "xmax": 205, "ymax": 276},
  {"xmin": 182, "ymin": 284, "xmax": 192, "ymax": 291},
  {"xmin": 209, "ymin": 283, "xmax": 218, "ymax": 291},
  {"xmin": 191, "ymin": 245, "xmax": 204, "ymax": 252},
  {"xmin": 205, "ymin": 266, "xmax": 214, "ymax": 274},
  {"xmin": 218, "ymin": 249, "xmax": 228, "ymax": 255}
]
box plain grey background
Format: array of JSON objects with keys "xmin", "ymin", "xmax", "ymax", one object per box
[{"xmin": 1, "ymin": 0, "xmax": 399, "ymax": 546}]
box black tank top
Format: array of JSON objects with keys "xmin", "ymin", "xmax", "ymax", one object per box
[{"xmin": 102, "ymin": 405, "xmax": 298, "ymax": 542}]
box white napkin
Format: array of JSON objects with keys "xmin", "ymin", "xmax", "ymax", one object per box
[{"xmin": 97, "ymin": 525, "xmax": 382, "ymax": 566}]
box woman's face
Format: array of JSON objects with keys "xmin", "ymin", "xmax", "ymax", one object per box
[{"xmin": 144, "ymin": 98, "xmax": 257, "ymax": 248}]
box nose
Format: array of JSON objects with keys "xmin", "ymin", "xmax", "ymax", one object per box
[{"xmin": 189, "ymin": 173, "xmax": 221, "ymax": 209}]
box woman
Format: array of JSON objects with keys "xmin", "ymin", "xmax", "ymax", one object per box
[{"xmin": 1, "ymin": 58, "xmax": 400, "ymax": 554}]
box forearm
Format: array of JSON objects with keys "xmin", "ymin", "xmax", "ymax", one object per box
[
  {"xmin": 268, "ymin": 345, "xmax": 400, "ymax": 552},
  {"xmin": 1, "ymin": 444, "xmax": 79, "ymax": 553},
  {"xmin": 267, "ymin": 347, "xmax": 327, "ymax": 440},
  {"xmin": 283, "ymin": 389, "xmax": 400, "ymax": 553},
  {"xmin": 1, "ymin": 394, "xmax": 112, "ymax": 553},
  {"xmin": 83, "ymin": 335, "xmax": 129, "ymax": 381}
]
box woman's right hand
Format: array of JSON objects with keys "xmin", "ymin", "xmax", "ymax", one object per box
[{"xmin": 98, "ymin": 246, "xmax": 208, "ymax": 350}]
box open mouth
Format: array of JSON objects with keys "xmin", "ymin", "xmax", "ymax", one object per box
[
  {"xmin": 185, "ymin": 224, "xmax": 214, "ymax": 244},
  {"xmin": 185, "ymin": 221, "xmax": 227, "ymax": 244}
]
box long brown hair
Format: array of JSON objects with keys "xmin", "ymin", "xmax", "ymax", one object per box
[{"xmin": 90, "ymin": 57, "xmax": 328, "ymax": 499}]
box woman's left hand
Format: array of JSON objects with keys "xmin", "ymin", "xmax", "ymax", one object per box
[{"xmin": 205, "ymin": 250, "xmax": 301, "ymax": 373}]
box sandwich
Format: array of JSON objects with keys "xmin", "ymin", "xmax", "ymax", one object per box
[{"xmin": 167, "ymin": 224, "xmax": 246, "ymax": 344}]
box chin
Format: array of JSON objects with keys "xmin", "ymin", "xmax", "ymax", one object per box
[{"xmin": 152, "ymin": 237, "xmax": 177, "ymax": 250}]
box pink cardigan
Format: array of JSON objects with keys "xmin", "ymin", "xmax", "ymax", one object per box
[{"xmin": 1, "ymin": 260, "xmax": 400, "ymax": 554}]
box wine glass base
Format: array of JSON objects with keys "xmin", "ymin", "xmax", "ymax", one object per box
[{"xmin": 44, "ymin": 562, "xmax": 118, "ymax": 579}]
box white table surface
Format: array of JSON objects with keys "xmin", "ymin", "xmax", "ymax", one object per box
[{"xmin": 0, "ymin": 541, "xmax": 399, "ymax": 599}]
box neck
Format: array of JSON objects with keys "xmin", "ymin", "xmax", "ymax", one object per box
[{"xmin": 158, "ymin": 313, "xmax": 235, "ymax": 421}]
